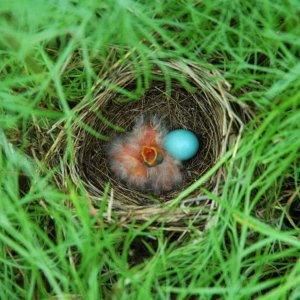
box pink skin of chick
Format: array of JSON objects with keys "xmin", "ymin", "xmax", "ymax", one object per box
[{"xmin": 107, "ymin": 115, "xmax": 183, "ymax": 194}]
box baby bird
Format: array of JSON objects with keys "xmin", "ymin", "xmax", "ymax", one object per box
[{"xmin": 107, "ymin": 116, "xmax": 183, "ymax": 194}]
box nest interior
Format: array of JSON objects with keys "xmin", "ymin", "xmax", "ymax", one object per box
[
  {"xmin": 83, "ymin": 82, "xmax": 223, "ymax": 201},
  {"xmin": 47, "ymin": 61, "xmax": 247, "ymax": 229}
]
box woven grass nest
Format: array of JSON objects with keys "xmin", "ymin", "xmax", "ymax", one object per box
[{"xmin": 46, "ymin": 60, "xmax": 250, "ymax": 232}]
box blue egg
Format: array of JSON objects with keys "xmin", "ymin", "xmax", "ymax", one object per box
[{"xmin": 163, "ymin": 129, "xmax": 199, "ymax": 161}]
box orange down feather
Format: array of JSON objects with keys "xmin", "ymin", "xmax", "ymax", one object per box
[{"xmin": 107, "ymin": 116, "xmax": 183, "ymax": 194}]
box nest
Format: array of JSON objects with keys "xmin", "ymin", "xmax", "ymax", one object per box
[{"xmin": 46, "ymin": 60, "xmax": 250, "ymax": 232}]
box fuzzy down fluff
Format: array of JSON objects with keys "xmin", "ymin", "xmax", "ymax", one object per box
[{"xmin": 107, "ymin": 116, "xmax": 183, "ymax": 194}]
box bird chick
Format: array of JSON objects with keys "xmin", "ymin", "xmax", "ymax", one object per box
[{"xmin": 107, "ymin": 116, "xmax": 183, "ymax": 194}]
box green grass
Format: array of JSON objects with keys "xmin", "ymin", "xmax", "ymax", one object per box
[{"xmin": 1, "ymin": 0, "xmax": 300, "ymax": 299}]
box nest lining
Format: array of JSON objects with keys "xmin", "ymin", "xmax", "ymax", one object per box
[{"xmin": 46, "ymin": 60, "xmax": 248, "ymax": 230}]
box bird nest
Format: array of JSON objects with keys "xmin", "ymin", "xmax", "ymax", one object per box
[{"xmin": 46, "ymin": 60, "xmax": 249, "ymax": 232}]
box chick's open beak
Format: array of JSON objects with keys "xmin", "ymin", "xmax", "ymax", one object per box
[{"xmin": 141, "ymin": 146, "xmax": 163, "ymax": 167}]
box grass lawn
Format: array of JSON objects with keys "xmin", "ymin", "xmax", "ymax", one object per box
[{"xmin": 1, "ymin": 0, "xmax": 300, "ymax": 299}]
